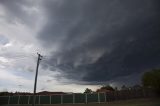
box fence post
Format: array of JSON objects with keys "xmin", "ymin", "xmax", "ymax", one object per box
[
  {"xmin": 85, "ymin": 93, "xmax": 87, "ymax": 104},
  {"xmin": 18, "ymin": 95, "xmax": 20, "ymax": 104},
  {"xmin": 73, "ymin": 93, "xmax": 75, "ymax": 104},
  {"xmin": 8, "ymin": 96, "xmax": 10, "ymax": 105},
  {"xmin": 143, "ymin": 89, "xmax": 146, "ymax": 97},
  {"xmin": 61, "ymin": 94, "xmax": 63, "ymax": 104},
  {"xmin": 98, "ymin": 93, "xmax": 100, "ymax": 103},
  {"xmin": 50, "ymin": 95, "xmax": 51, "ymax": 104},
  {"xmin": 104, "ymin": 92, "xmax": 106, "ymax": 103},
  {"xmin": 28, "ymin": 95, "xmax": 30, "ymax": 104},
  {"xmin": 39, "ymin": 95, "xmax": 40, "ymax": 104}
]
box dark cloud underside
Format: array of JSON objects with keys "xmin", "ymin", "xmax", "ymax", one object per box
[{"xmin": 38, "ymin": 0, "xmax": 160, "ymax": 83}]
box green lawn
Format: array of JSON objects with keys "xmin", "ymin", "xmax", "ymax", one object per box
[
  {"xmin": 55, "ymin": 98, "xmax": 160, "ymax": 106},
  {"xmin": 105, "ymin": 98, "xmax": 160, "ymax": 106},
  {"xmin": 2, "ymin": 98, "xmax": 160, "ymax": 106}
]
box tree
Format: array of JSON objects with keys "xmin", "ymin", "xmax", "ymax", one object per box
[
  {"xmin": 132, "ymin": 84, "xmax": 142, "ymax": 90},
  {"xmin": 114, "ymin": 87, "xmax": 118, "ymax": 91},
  {"xmin": 84, "ymin": 88, "xmax": 93, "ymax": 93},
  {"xmin": 142, "ymin": 69, "xmax": 160, "ymax": 95},
  {"xmin": 121, "ymin": 85, "xmax": 129, "ymax": 91}
]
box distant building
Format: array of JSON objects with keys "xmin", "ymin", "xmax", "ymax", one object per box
[
  {"xmin": 37, "ymin": 91, "xmax": 66, "ymax": 95},
  {"xmin": 96, "ymin": 89, "xmax": 113, "ymax": 93}
]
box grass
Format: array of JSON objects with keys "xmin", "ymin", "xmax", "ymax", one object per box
[
  {"xmin": 105, "ymin": 98, "xmax": 160, "ymax": 106},
  {"xmin": 52, "ymin": 98, "xmax": 160, "ymax": 106},
  {"xmin": 2, "ymin": 98, "xmax": 160, "ymax": 106}
]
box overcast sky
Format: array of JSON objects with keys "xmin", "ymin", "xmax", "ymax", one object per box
[{"xmin": 0, "ymin": 0, "xmax": 160, "ymax": 93}]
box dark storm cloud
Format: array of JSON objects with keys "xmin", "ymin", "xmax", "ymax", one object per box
[
  {"xmin": 0, "ymin": 0, "xmax": 38, "ymax": 26},
  {"xmin": 38, "ymin": 0, "xmax": 160, "ymax": 83}
]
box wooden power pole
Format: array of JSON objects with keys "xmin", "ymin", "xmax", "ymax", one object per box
[{"xmin": 32, "ymin": 53, "xmax": 42, "ymax": 106}]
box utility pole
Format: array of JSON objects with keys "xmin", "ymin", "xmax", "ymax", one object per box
[{"xmin": 32, "ymin": 53, "xmax": 42, "ymax": 106}]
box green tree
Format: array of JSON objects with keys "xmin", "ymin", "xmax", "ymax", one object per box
[
  {"xmin": 121, "ymin": 85, "xmax": 129, "ymax": 91},
  {"xmin": 142, "ymin": 69, "xmax": 160, "ymax": 95},
  {"xmin": 84, "ymin": 88, "xmax": 93, "ymax": 93}
]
